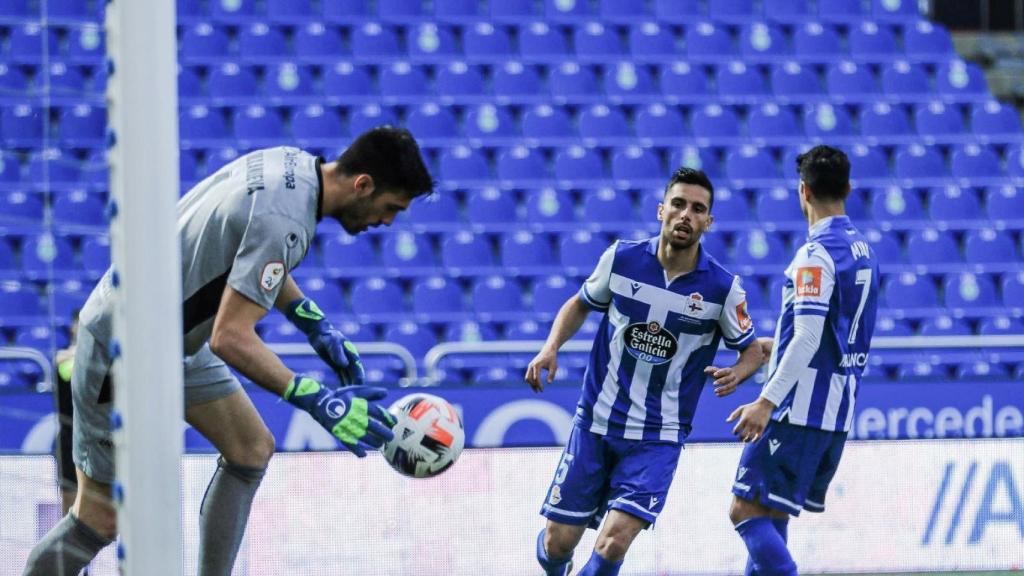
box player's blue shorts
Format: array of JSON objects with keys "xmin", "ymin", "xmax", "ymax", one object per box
[
  {"xmin": 731, "ymin": 418, "xmax": 847, "ymax": 516},
  {"xmin": 540, "ymin": 425, "xmax": 682, "ymax": 529}
]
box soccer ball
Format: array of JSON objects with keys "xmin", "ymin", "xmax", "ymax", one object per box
[{"xmin": 382, "ymin": 393, "xmax": 464, "ymax": 478}]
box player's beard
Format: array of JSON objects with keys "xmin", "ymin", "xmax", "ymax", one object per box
[
  {"xmin": 340, "ymin": 196, "xmax": 375, "ymax": 234},
  {"xmin": 664, "ymin": 223, "xmax": 700, "ymax": 250}
]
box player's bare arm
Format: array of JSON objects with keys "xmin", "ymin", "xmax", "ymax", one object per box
[
  {"xmin": 209, "ymin": 284, "xmax": 295, "ymax": 397},
  {"xmin": 756, "ymin": 336, "xmax": 773, "ymax": 364},
  {"xmin": 525, "ymin": 295, "xmax": 591, "ymax": 392},
  {"xmin": 705, "ymin": 340, "xmax": 766, "ymax": 397},
  {"xmin": 273, "ymin": 275, "xmax": 305, "ymax": 313}
]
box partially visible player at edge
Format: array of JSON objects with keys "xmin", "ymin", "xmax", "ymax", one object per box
[
  {"xmin": 23, "ymin": 127, "xmax": 434, "ymax": 576},
  {"xmin": 526, "ymin": 167, "xmax": 765, "ymax": 576},
  {"xmin": 727, "ymin": 145, "xmax": 880, "ymax": 576}
]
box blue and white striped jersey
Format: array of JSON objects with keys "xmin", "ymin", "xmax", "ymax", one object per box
[
  {"xmin": 576, "ymin": 237, "xmax": 757, "ymax": 443},
  {"xmin": 762, "ymin": 215, "xmax": 880, "ymax": 432}
]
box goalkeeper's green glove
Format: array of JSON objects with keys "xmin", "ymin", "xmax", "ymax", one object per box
[{"xmin": 283, "ymin": 376, "xmax": 394, "ymax": 457}]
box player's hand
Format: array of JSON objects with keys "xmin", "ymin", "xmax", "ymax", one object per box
[
  {"xmin": 757, "ymin": 337, "xmax": 774, "ymax": 365},
  {"xmin": 525, "ymin": 347, "xmax": 558, "ymax": 393},
  {"xmin": 726, "ymin": 397, "xmax": 776, "ymax": 443},
  {"xmin": 283, "ymin": 376, "xmax": 394, "ymax": 457},
  {"xmin": 286, "ymin": 298, "xmax": 365, "ymax": 385},
  {"xmin": 705, "ymin": 365, "xmax": 740, "ymax": 397}
]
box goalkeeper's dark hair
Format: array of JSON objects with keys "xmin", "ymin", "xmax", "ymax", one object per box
[
  {"xmin": 664, "ymin": 166, "xmax": 715, "ymax": 211},
  {"xmin": 796, "ymin": 145, "xmax": 850, "ymax": 202},
  {"xmin": 336, "ymin": 126, "xmax": 435, "ymax": 199}
]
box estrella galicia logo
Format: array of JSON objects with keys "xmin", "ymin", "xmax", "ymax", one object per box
[{"xmin": 623, "ymin": 321, "xmax": 678, "ymax": 365}]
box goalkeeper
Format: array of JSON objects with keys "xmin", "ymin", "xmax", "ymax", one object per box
[{"xmin": 24, "ymin": 127, "xmax": 434, "ymax": 576}]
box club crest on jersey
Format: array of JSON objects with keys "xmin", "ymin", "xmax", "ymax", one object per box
[
  {"xmin": 623, "ymin": 321, "xmax": 678, "ymax": 365},
  {"xmin": 548, "ymin": 485, "xmax": 562, "ymax": 506},
  {"xmin": 684, "ymin": 292, "xmax": 705, "ymax": 316},
  {"xmin": 796, "ymin": 266, "xmax": 822, "ymax": 297},
  {"xmin": 260, "ymin": 261, "xmax": 285, "ymax": 292}
]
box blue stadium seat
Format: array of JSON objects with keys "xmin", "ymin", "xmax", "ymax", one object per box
[
  {"xmin": 439, "ymin": 146, "xmax": 490, "ymax": 180},
  {"xmin": 604, "ymin": 62, "xmax": 657, "ymax": 99},
  {"xmin": 52, "ymin": 279, "xmax": 88, "ymax": 318},
  {"xmin": 575, "ymin": 22, "xmax": 625, "ymax": 58},
  {"xmin": 545, "ymin": 0, "xmax": 592, "ymax": 18},
  {"xmin": 871, "ymin": 186, "xmax": 924, "ymax": 223},
  {"xmin": 739, "ymin": 22, "xmax": 786, "ymax": 58},
  {"xmin": 265, "ymin": 0, "xmax": 315, "ymax": 23},
  {"xmin": 756, "ymin": 186, "xmax": 803, "ymax": 225},
  {"xmin": 629, "ymin": 22, "xmax": 677, "ymax": 57},
  {"xmin": 860, "ymin": 103, "xmax": 912, "ymax": 138},
  {"xmin": 492, "ymin": 62, "xmax": 544, "ymax": 98},
  {"xmin": 519, "ymin": 22, "xmax": 570, "ymax": 59},
  {"xmin": 521, "ymin": 105, "xmax": 574, "ymax": 140},
  {"xmin": 296, "ymin": 276, "xmax": 346, "ymax": 314},
  {"xmin": 818, "ymin": 0, "xmax": 865, "ymax": 22},
  {"xmin": 351, "ymin": 22, "xmax": 401, "ymax": 58},
  {"xmin": 826, "ymin": 61, "xmax": 879, "ymax": 98},
  {"xmin": 505, "ymin": 318, "xmax": 548, "ymax": 340},
  {"xmin": 348, "ymin": 104, "xmax": 399, "ymax": 135},
  {"xmin": 350, "ymin": 277, "xmax": 405, "ymax": 316},
  {"xmin": 803, "ymin": 103, "xmax": 854, "ymax": 139},
  {"xmin": 709, "ymin": 0, "xmax": 758, "ymax": 21},
  {"xmin": 771, "ymin": 62, "xmax": 823, "ymax": 98},
  {"xmin": 1002, "ymin": 272, "xmax": 1024, "ymax": 309},
  {"xmin": 927, "ymin": 185, "xmax": 980, "ymax": 222},
  {"xmin": 47, "ymin": 63, "xmax": 89, "ymax": 95},
  {"xmin": 717, "ymin": 62, "xmax": 769, "ymax": 97},
  {"xmin": 14, "ymin": 325, "xmax": 67, "ymax": 353},
  {"xmin": 384, "ymin": 321, "xmax": 438, "ymax": 358},
  {"xmin": 978, "ymin": 316, "xmax": 1024, "ymax": 336},
  {"xmin": 533, "ymin": 275, "xmax": 577, "ymax": 315},
  {"xmin": 660, "ymin": 62, "xmax": 711, "ymax": 101},
  {"xmin": 501, "ymin": 231, "xmax": 555, "ymax": 268},
  {"xmin": 265, "ymin": 63, "xmax": 315, "ymax": 102},
  {"xmin": 881, "ymin": 61, "xmax": 931, "ymax": 97},
  {"xmin": 464, "ymin": 22, "xmax": 514, "ymax": 57},
  {"xmin": 322, "ymin": 63, "xmax": 375, "ymax": 100},
  {"xmin": 732, "ymin": 230, "xmax": 787, "ymax": 268},
  {"xmin": 849, "ymin": 22, "xmax": 898, "ymax": 58},
  {"xmin": 321, "ymin": 234, "xmax": 378, "ymax": 269},
  {"xmin": 702, "ymin": 231, "xmax": 730, "ymax": 264},
  {"xmin": 179, "ymin": 66, "xmax": 203, "ymax": 100},
  {"xmin": 864, "ymin": 229, "xmax": 904, "ymax": 263},
  {"xmin": 653, "ymin": 0, "xmax": 701, "ymax": 23},
  {"xmin": 904, "ymin": 20, "xmax": 954, "ymax": 60},
  {"xmin": 690, "ymin": 104, "xmax": 740, "ymax": 140},
  {"xmin": 436, "ymin": 62, "xmax": 487, "ymax": 100},
  {"xmin": 59, "ymin": 104, "xmax": 105, "ymax": 147},
  {"xmin": 956, "ymin": 361, "xmax": 1010, "ymax": 380},
  {"xmin": 0, "ymin": 191, "xmax": 42, "ymax": 223},
  {"xmin": 943, "ymin": 272, "xmax": 999, "ymax": 310},
  {"xmin": 21, "ymin": 233, "xmax": 75, "ymax": 278},
  {"xmin": 292, "ymin": 105, "xmax": 345, "ymax": 144},
  {"xmin": 793, "ymin": 22, "xmax": 842, "ymax": 59},
  {"xmin": 611, "ymin": 146, "xmax": 661, "ymax": 182},
  {"xmin": 7, "ymin": 23, "xmax": 59, "ymax": 63},
  {"xmin": 466, "ymin": 186, "xmax": 517, "ymax": 223},
  {"xmin": 207, "ymin": 63, "xmax": 258, "ymax": 100},
  {"xmin": 0, "ymin": 280, "xmax": 42, "ymax": 316},
  {"xmin": 964, "ymin": 229, "xmax": 1017, "ymax": 264},
  {"xmin": 725, "ymin": 146, "xmax": 778, "ymax": 180},
  {"xmin": 238, "ymin": 23, "xmax": 288, "ymax": 60},
  {"xmin": 560, "ymin": 230, "xmax": 609, "ymax": 272},
  {"xmin": 0, "ymin": 237, "xmax": 14, "ymax": 273},
  {"xmin": 578, "ymin": 104, "xmax": 630, "ymax": 140},
  {"xmin": 53, "ymin": 191, "xmax": 104, "ymax": 226},
  {"xmin": 1, "ymin": 104, "xmax": 45, "ymax": 146},
  {"xmin": 748, "ymin": 103, "xmax": 801, "ymax": 140},
  {"xmin": 489, "ymin": 0, "xmax": 534, "ymax": 19},
  {"xmin": 209, "ymin": 0, "xmax": 260, "ymax": 21},
  {"xmin": 686, "ymin": 22, "xmax": 735, "ymax": 58},
  {"xmin": 412, "ymin": 276, "xmax": 463, "ymax": 315},
  {"xmin": 906, "ymin": 229, "xmax": 960, "ymax": 266},
  {"xmin": 894, "ymin": 144, "xmax": 947, "ymax": 180},
  {"xmin": 405, "ymin": 103, "xmax": 458, "ymax": 139},
  {"xmin": 951, "ymin": 144, "xmax": 1002, "ymax": 181},
  {"xmin": 525, "ymin": 188, "xmax": 575, "ymax": 224},
  {"xmin": 496, "ymin": 146, "xmax": 548, "ymax": 181},
  {"xmin": 935, "ymin": 60, "xmax": 988, "ymax": 97},
  {"xmin": 472, "ymin": 275, "xmax": 524, "ymax": 314},
  {"xmin": 179, "ymin": 23, "xmax": 230, "ymax": 62},
  {"xmin": 635, "ymin": 103, "xmax": 688, "ymax": 140},
  {"xmin": 970, "ymin": 100, "xmax": 1022, "ymax": 136},
  {"xmin": 441, "ymin": 230, "xmax": 496, "ymax": 269},
  {"xmin": 919, "ymin": 315, "xmax": 972, "ymax": 336},
  {"xmin": 67, "ymin": 24, "xmax": 105, "ymax": 62},
  {"xmin": 233, "ymin": 105, "xmax": 285, "ymax": 142},
  {"xmin": 28, "ymin": 148, "xmax": 80, "ymax": 185},
  {"xmin": 408, "ymin": 23, "xmax": 458, "ymax": 59},
  {"xmin": 914, "ymin": 101, "xmax": 965, "ymax": 138},
  {"xmin": 377, "ymin": 0, "xmax": 424, "ymax": 20},
  {"xmin": 549, "ymin": 63, "xmax": 600, "ymax": 100},
  {"xmin": 381, "ymin": 230, "xmax": 436, "ymax": 269},
  {"xmin": 294, "ymin": 23, "xmax": 344, "ymax": 59},
  {"xmin": 848, "ymin": 144, "xmax": 890, "ymax": 179},
  {"xmin": 875, "ymin": 316, "xmax": 914, "ymax": 336},
  {"xmin": 0, "ymin": 0, "xmax": 35, "ymax": 18},
  {"xmin": 984, "ymin": 185, "xmax": 1024, "ymax": 222},
  {"xmin": 882, "ymin": 272, "xmax": 938, "ymax": 309},
  {"xmin": 261, "ymin": 319, "xmax": 307, "ymax": 344},
  {"xmin": 0, "ymin": 64, "xmax": 30, "ymax": 96},
  {"xmin": 379, "ymin": 62, "xmax": 430, "ymax": 98},
  {"xmin": 669, "ymin": 145, "xmax": 722, "ymax": 177},
  {"xmin": 872, "ymin": 0, "xmax": 920, "ymax": 20},
  {"xmin": 1008, "ymin": 145, "xmax": 1024, "ymax": 179},
  {"xmin": 435, "ymin": 0, "xmax": 479, "ymax": 19},
  {"xmin": 443, "ymin": 320, "xmax": 499, "ymax": 343},
  {"xmin": 411, "ymin": 191, "xmax": 460, "ymax": 225},
  {"xmin": 764, "ymin": 0, "xmax": 811, "ymax": 23},
  {"xmin": 709, "ymin": 186, "xmax": 751, "ymax": 221},
  {"xmin": 554, "ymin": 145, "xmax": 606, "ymax": 181}
]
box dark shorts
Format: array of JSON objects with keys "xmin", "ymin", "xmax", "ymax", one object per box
[
  {"xmin": 53, "ymin": 370, "xmax": 77, "ymax": 489},
  {"xmin": 731, "ymin": 419, "xmax": 847, "ymax": 516}
]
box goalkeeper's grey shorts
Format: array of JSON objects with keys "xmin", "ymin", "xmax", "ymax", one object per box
[{"xmin": 71, "ymin": 326, "xmax": 242, "ymax": 484}]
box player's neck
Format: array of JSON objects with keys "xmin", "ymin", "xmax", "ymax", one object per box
[
  {"xmin": 805, "ymin": 202, "xmax": 845, "ymax": 229},
  {"xmin": 657, "ymin": 238, "xmax": 699, "ymax": 278},
  {"xmin": 318, "ymin": 162, "xmax": 347, "ymax": 216}
]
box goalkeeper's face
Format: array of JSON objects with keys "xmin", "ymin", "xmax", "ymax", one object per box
[
  {"xmin": 657, "ymin": 183, "xmax": 713, "ymax": 251},
  {"xmin": 340, "ymin": 186, "xmax": 412, "ymax": 235}
]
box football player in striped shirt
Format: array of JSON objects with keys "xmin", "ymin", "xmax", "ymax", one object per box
[
  {"xmin": 728, "ymin": 145, "xmax": 879, "ymax": 576},
  {"xmin": 526, "ymin": 167, "xmax": 765, "ymax": 576}
]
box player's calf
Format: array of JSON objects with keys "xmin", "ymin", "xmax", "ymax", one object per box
[{"xmin": 536, "ymin": 528, "xmax": 574, "ymax": 576}]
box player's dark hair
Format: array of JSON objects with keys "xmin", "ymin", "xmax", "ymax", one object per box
[
  {"xmin": 337, "ymin": 127, "xmax": 435, "ymax": 199},
  {"xmin": 664, "ymin": 167, "xmax": 715, "ymax": 211},
  {"xmin": 796, "ymin": 145, "xmax": 850, "ymax": 202}
]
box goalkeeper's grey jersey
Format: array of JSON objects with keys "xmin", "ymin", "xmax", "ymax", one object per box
[{"xmin": 80, "ymin": 147, "xmax": 322, "ymax": 356}]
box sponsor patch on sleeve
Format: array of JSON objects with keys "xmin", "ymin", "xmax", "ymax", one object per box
[
  {"xmin": 795, "ymin": 266, "xmax": 822, "ymax": 298},
  {"xmin": 736, "ymin": 300, "xmax": 752, "ymax": 331},
  {"xmin": 260, "ymin": 261, "xmax": 286, "ymax": 292}
]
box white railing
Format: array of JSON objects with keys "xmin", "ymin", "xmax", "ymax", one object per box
[{"xmin": 0, "ymin": 347, "xmax": 52, "ymax": 389}]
